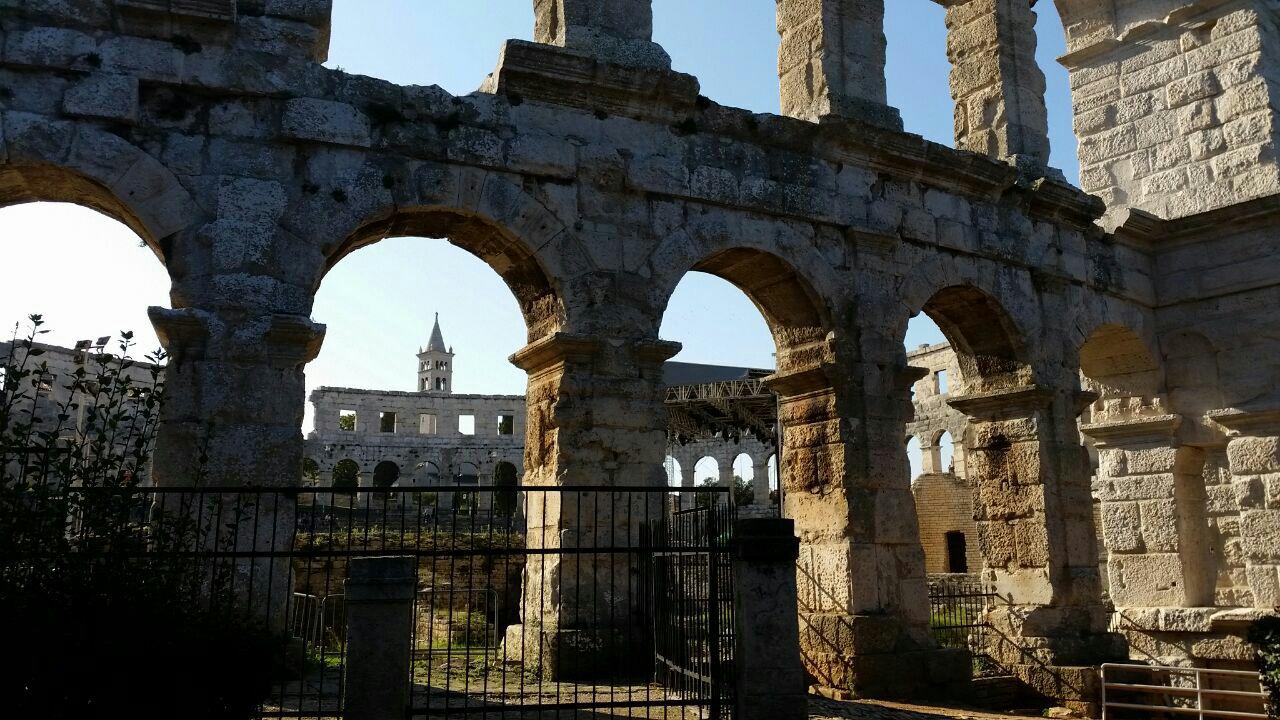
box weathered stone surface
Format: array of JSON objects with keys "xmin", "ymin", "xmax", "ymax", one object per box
[
  {"xmin": 2, "ymin": 0, "xmax": 1279, "ymax": 707},
  {"xmin": 61, "ymin": 73, "xmax": 138, "ymax": 123},
  {"xmin": 281, "ymin": 97, "xmax": 371, "ymax": 147}
]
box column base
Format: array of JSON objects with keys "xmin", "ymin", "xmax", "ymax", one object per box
[
  {"xmin": 501, "ymin": 623, "xmax": 651, "ymax": 682},
  {"xmin": 800, "ymin": 613, "xmax": 972, "ymax": 699}
]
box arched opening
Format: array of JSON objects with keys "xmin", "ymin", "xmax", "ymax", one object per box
[
  {"xmin": 692, "ymin": 457, "xmax": 720, "ymax": 486},
  {"xmin": 915, "ymin": 286, "xmax": 1030, "ymax": 394},
  {"xmin": 0, "ymin": 183, "xmax": 175, "ymax": 491},
  {"xmin": 332, "ymin": 459, "xmax": 360, "ymax": 491},
  {"xmin": 372, "ymin": 460, "xmax": 400, "ymax": 488},
  {"xmin": 906, "ymin": 436, "xmax": 923, "ymax": 483},
  {"xmin": 766, "ymin": 454, "xmax": 779, "ymax": 506},
  {"xmin": 412, "ymin": 461, "xmax": 442, "ymax": 510},
  {"xmin": 660, "ymin": 247, "xmax": 831, "ymax": 520},
  {"xmin": 304, "ymin": 201, "xmax": 566, "ymax": 526},
  {"xmin": 664, "ymin": 455, "xmax": 683, "ymax": 488},
  {"xmin": 454, "ymin": 461, "xmax": 480, "ymax": 515},
  {"xmin": 301, "ymin": 458, "xmax": 321, "ymax": 486},
  {"xmin": 901, "ymin": 287, "xmax": 1030, "ymax": 584},
  {"xmin": 732, "ymin": 453, "xmax": 754, "ymax": 506},
  {"xmin": 493, "ymin": 461, "xmax": 518, "ymax": 517},
  {"xmin": 936, "ymin": 430, "xmax": 955, "ymax": 475}
]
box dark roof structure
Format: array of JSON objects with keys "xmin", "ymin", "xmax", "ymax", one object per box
[{"xmin": 662, "ymin": 361, "xmax": 778, "ymax": 445}]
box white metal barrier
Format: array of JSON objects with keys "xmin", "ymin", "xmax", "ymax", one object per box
[{"xmin": 1102, "ymin": 663, "xmax": 1270, "ymax": 720}]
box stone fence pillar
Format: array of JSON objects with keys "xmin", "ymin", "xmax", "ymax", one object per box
[
  {"xmin": 733, "ymin": 518, "xmax": 807, "ymax": 720},
  {"xmin": 343, "ymin": 556, "xmax": 416, "ymax": 720}
]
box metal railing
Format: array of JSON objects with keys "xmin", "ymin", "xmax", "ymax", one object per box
[
  {"xmin": 3, "ymin": 484, "xmax": 738, "ymax": 719},
  {"xmin": 1102, "ymin": 663, "xmax": 1270, "ymax": 720},
  {"xmin": 927, "ymin": 574, "xmax": 1005, "ymax": 678}
]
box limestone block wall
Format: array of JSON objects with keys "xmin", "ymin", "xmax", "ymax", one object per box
[
  {"xmin": 5, "ymin": 0, "xmax": 1280, "ymax": 701},
  {"xmin": 1059, "ymin": 1, "xmax": 1280, "ymax": 221},
  {"xmin": 912, "ymin": 472, "xmax": 983, "ymax": 574},
  {"xmin": 306, "ymin": 387, "xmax": 525, "ymax": 486}
]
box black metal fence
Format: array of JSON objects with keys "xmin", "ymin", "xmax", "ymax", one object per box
[
  {"xmin": 649, "ymin": 502, "xmax": 736, "ymax": 718},
  {"xmin": 2, "ymin": 484, "xmax": 737, "ymax": 719},
  {"xmin": 927, "ymin": 574, "xmax": 1005, "ymax": 678}
]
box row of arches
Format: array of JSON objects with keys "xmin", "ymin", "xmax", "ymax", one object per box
[{"xmin": 0, "ymin": 103, "xmax": 1203, "ymax": 700}]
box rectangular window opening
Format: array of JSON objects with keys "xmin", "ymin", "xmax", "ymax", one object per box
[
  {"xmin": 419, "ymin": 413, "xmax": 438, "ymax": 435},
  {"xmin": 458, "ymin": 414, "xmax": 475, "ymax": 436},
  {"xmin": 338, "ymin": 409, "xmax": 356, "ymax": 432},
  {"xmin": 935, "ymin": 369, "xmax": 949, "ymax": 395},
  {"xmin": 497, "ymin": 413, "xmax": 515, "ymax": 436},
  {"xmin": 379, "ymin": 411, "xmax": 397, "ymax": 433}
]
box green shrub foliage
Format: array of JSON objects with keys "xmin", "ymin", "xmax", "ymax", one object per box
[
  {"xmin": 1248, "ymin": 615, "xmax": 1280, "ymax": 718},
  {"xmin": 0, "ymin": 316, "xmax": 289, "ymax": 719}
]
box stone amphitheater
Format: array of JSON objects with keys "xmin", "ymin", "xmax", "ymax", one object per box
[{"xmin": 1, "ymin": 0, "xmax": 1278, "ymax": 714}]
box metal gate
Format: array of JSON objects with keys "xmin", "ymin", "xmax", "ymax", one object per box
[
  {"xmin": 928, "ymin": 574, "xmax": 1004, "ymax": 678},
  {"xmin": 648, "ymin": 496, "xmax": 737, "ymax": 718}
]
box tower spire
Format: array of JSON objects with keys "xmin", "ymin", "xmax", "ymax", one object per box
[{"xmin": 427, "ymin": 312, "xmax": 447, "ymax": 352}]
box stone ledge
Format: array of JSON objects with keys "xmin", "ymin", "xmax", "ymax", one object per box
[{"xmin": 480, "ymin": 40, "xmax": 700, "ymax": 124}]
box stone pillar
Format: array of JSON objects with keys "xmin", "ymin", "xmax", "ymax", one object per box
[
  {"xmin": 949, "ymin": 385, "xmax": 1121, "ymax": 715},
  {"xmin": 776, "ymin": 0, "xmax": 903, "ymax": 129},
  {"xmin": 941, "ymin": 0, "xmax": 1051, "ymax": 171},
  {"xmin": 149, "ymin": 307, "xmax": 323, "ymax": 628},
  {"xmin": 532, "ymin": 0, "xmax": 671, "ymax": 68},
  {"xmin": 733, "ymin": 518, "xmax": 807, "ymax": 720},
  {"xmin": 773, "ymin": 361, "xmax": 968, "ymax": 699},
  {"xmin": 1210, "ymin": 408, "xmax": 1280, "ymax": 609},
  {"xmin": 1081, "ymin": 415, "xmax": 1215, "ymax": 609},
  {"xmin": 504, "ymin": 332, "xmax": 679, "ymax": 680},
  {"xmin": 719, "ymin": 458, "xmax": 736, "ymax": 488},
  {"xmin": 753, "ymin": 457, "xmax": 772, "ymax": 506},
  {"xmin": 150, "ymin": 306, "xmax": 324, "ymax": 488},
  {"xmin": 343, "ymin": 556, "xmax": 415, "ymax": 720}
]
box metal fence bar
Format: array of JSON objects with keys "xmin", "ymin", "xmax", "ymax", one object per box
[{"xmin": 1102, "ymin": 663, "xmax": 1270, "ymax": 720}]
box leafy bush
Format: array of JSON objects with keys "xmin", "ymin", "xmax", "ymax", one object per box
[
  {"xmin": 1248, "ymin": 615, "xmax": 1280, "ymax": 718},
  {"xmin": 0, "ymin": 316, "xmax": 290, "ymax": 719}
]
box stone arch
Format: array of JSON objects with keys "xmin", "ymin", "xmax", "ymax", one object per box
[
  {"xmin": 692, "ymin": 456, "xmax": 719, "ymax": 485},
  {"xmin": 0, "ymin": 124, "xmax": 200, "ymax": 256},
  {"xmin": 654, "ymin": 241, "xmax": 838, "ymax": 373},
  {"xmin": 908, "ymin": 284, "xmax": 1033, "ymax": 393},
  {"xmin": 317, "ymin": 172, "xmax": 585, "ymax": 342},
  {"xmin": 1078, "ymin": 323, "xmax": 1164, "ymax": 413},
  {"xmin": 664, "ymin": 455, "xmax": 683, "ymax": 487},
  {"xmin": 493, "ymin": 461, "xmax": 519, "ymax": 516},
  {"xmin": 332, "ymin": 458, "xmax": 360, "ymax": 489},
  {"xmin": 372, "ymin": 460, "xmax": 400, "ymax": 488}
]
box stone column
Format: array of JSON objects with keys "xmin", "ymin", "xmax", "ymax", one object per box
[
  {"xmin": 719, "ymin": 458, "xmax": 736, "ymax": 488},
  {"xmin": 1081, "ymin": 415, "xmax": 1215, "ymax": 609},
  {"xmin": 343, "ymin": 556, "xmax": 415, "ymax": 720},
  {"xmin": 754, "ymin": 457, "xmax": 772, "ymax": 506},
  {"xmin": 776, "ymin": 0, "xmax": 903, "ymax": 129},
  {"xmin": 532, "ymin": 0, "xmax": 671, "ymax": 68},
  {"xmin": 733, "ymin": 518, "xmax": 807, "ymax": 720},
  {"xmin": 150, "ymin": 307, "xmax": 324, "ymax": 488},
  {"xmin": 503, "ymin": 332, "xmax": 679, "ymax": 680},
  {"xmin": 149, "ymin": 307, "xmax": 323, "ymax": 628},
  {"xmin": 941, "ymin": 0, "xmax": 1052, "ymax": 169},
  {"xmin": 1210, "ymin": 408, "xmax": 1280, "ymax": 609},
  {"xmin": 949, "ymin": 385, "xmax": 1121, "ymax": 715},
  {"xmin": 772, "ymin": 361, "xmax": 968, "ymax": 699}
]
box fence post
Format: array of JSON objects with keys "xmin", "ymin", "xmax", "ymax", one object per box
[
  {"xmin": 732, "ymin": 517, "xmax": 807, "ymax": 720},
  {"xmin": 343, "ymin": 556, "xmax": 416, "ymax": 720}
]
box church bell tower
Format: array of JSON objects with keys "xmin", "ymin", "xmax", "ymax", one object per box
[{"xmin": 416, "ymin": 313, "xmax": 454, "ymax": 394}]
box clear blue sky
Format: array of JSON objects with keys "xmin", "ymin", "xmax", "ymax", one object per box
[{"xmin": 0, "ymin": 1, "xmax": 1078, "ymax": 446}]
